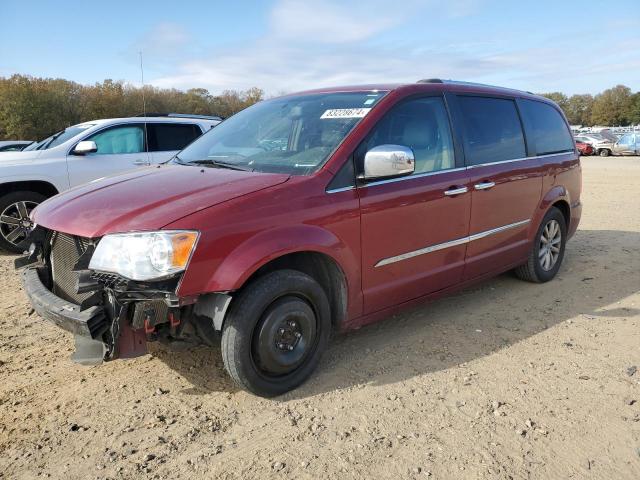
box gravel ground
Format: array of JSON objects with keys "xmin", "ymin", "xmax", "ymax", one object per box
[{"xmin": 0, "ymin": 156, "xmax": 639, "ymax": 480}]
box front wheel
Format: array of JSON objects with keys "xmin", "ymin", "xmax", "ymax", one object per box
[
  {"xmin": 221, "ymin": 269, "xmax": 331, "ymax": 397},
  {"xmin": 599, "ymin": 148, "xmax": 611, "ymax": 157},
  {"xmin": 0, "ymin": 191, "xmax": 46, "ymax": 253},
  {"xmin": 514, "ymin": 207, "xmax": 567, "ymax": 283}
]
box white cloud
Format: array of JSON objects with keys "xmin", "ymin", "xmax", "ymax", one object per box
[
  {"xmin": 269, "ymin": 0, "xmax": 403, "ymax": 43},
  {"xmin": 132, "ymin": 22, "xmax": 191, "ymax": 60},
  {"xmin": 145, "ymin": 0, "xmax": 639, "ymax": 96}
]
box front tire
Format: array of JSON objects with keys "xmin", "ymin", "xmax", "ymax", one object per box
[
  {"xmin": 599, "ymin": 148, "xmax": 610, "ymax": 157},
  {"xmin": 514, "ymin": 207, "xmax": 567, "ymax": 283},
  {"xmin": 0, "ymin": 191, "xmax": 45, "ymax": 253},
  {"xmin": 221, "ymin": 269, "xmax": 331, "ymax": 397}
]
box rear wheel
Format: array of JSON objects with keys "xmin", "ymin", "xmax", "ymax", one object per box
[
  {"xmin": 0, "ymin": 191, "xmax": 45, "ymax": 253},
  {"xmin": 221, "ymin": 269, "xmax": 331, "ymax": 397},
  {"xmin": 514, "ymin": 207, "xmax": 567, "ymax": 283},
  {"xmin": 599, "ymin": 148, "xmax": 610, "ymax": 157}
]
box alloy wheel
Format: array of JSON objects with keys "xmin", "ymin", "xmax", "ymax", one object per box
[
  {"xmin": 0, "ymin": 200, "xmax": 38, "ymax": 248},
  {"xmin": 538, "ymin": 219, "xmax": 561, "ymax": 271}
]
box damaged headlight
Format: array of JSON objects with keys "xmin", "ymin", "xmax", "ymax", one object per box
[{"xmin": 89, "ymin": 231, "xmax": 199, "ymax": 281}]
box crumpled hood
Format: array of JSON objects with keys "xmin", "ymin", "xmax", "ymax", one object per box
[{"xmin": 33, "ymin": 164, "xmax": 290, "ymax": 238}]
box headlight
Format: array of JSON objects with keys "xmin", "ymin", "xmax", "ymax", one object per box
[{"xmin": 89, "ymin": 231, "xmax": 199, "ymax": 281}]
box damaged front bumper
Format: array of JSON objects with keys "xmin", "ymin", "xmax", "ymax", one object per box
[
  {"xmin": 18, "ymin": 227, "xmax": 232, "ymax": 366},
  {"xmin": 22, "ymin": 266, "xmax": 147, "ymax": 365},
  {"xmin": 23, "ymin": 267, "xmax": 108, "ymax": 339}
]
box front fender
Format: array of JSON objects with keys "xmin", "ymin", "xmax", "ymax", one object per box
[
  {"xmin": 212, "ymin": 224, "xmax": 355, "ymax": 292},
  {"xmin": 178, "ymin": 224, "xmax": 361, "ymax": 315},
  {"xmin": 0, "ymin": 172, "xmax": 67, "ymax": 195}
]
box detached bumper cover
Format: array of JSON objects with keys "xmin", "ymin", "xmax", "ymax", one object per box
[{"xmin": 22, "ymin": 268, "xmax": 109, "ymax": 339}]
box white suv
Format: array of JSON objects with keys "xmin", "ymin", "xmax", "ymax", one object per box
[{"xmin": 0, "ymin": 115, "xmax": 220, "ymax": 252}]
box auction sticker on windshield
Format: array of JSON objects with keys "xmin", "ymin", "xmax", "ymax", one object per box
[{"xmin": 320, "ymin": 108, "xmax": 372, "ymax": 119}]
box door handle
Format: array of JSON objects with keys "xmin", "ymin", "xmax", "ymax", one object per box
[
  {"xmin": 133, "ymin": 159, "xmax": 149, "ymax": 166},
  {"xmin": 444, "ymin": 186, "xmax": 468, "ymax": 196},
  {"xmin": 474, "ymin": 181, "xmax": 495, "ymax": 190}
]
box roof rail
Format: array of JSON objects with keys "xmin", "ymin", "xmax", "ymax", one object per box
[
  {"xmin": 135, "ymin": 112, "xmax": 223, "ymax": 121},
  {"xmin": 417, "ymin": 79, "xmax": 533, "ymax": 94}
]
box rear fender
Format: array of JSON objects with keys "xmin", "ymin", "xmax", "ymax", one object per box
[{"xmin": 532, "ymin": 185, "xmax": 570, "ymax": 236}]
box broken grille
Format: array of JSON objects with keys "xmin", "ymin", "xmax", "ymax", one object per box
[{"xmin": 50, "ymin": 232, "xmax": 93, "ymax": 304}]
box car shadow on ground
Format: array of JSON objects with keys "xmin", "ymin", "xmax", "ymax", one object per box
[{"xmin": 154, "ymin": 229, "xmax": 640, "ymax": 399}]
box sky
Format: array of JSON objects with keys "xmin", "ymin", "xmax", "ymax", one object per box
[{"xmin": 1, "ymin": 0, "xmax": 639, "ymax": 96}]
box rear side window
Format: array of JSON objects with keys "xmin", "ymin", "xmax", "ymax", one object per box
[
  {"xmin": 519, "ymin": 99, "xmax": 574, "ymax": 155},
  {"xmin": 88, "ymin": 125, "xmax": 145, "ymax": 154},
  {"xmin": 147, "ymin": 123, "xmax": 202, "ymax": 152},
  {"xmin": 458, "ymin": 96, "xmax": 526, "ymax": 166}
]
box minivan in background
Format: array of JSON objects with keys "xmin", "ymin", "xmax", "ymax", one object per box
[
  {"xmin": 0, "ymin": 114, "xmax": 221, "ymax": 252},
  {"xmin": 19, "ymin": 80, "xmax": 582, "ymax": 396}
]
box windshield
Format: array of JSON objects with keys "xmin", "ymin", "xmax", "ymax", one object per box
[
  {"xmin": 26, "ymin": 124, "xmax": 96, "ymax": 151},
  {"xmin": 22, "ymin": 138, "xmax": 47, "ymax": 151},
  {"xmin": 175, "ymin": 91, "xmax": 387, "ymax": 175}
]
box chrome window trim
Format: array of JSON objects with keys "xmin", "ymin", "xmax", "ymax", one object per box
[
  {"xmin": 358, "ymin": 152, "xmax": 572, "ymax": 189},
  {"xmin": 363, "ymin": 167, "xmax": 467, "ymax": 188},
  {"xmin": 327, "ymin": 152, "xmax": 574, "ymax": 194},
  {"xmin": 326, "ymin": 186, "xmax": 356, "ymax": 194},
  {"xmin": 374, "ymin": 219, "xmax": 531, "ymax": 267},
  {"xmin": 466, "ymin": 151, "xmax": 571, "ymax": 169}
]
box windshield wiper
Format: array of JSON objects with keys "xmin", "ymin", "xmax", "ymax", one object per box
[{"xmin": 188, "ymin": 159, "xmax": 253, "ymax": 172}]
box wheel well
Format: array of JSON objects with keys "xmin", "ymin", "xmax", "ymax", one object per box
[
  {"xmin": 552, "ymin": 199, "xmax": 570, "ymax": 229},
  {"xmin": 245, "ymin": 252, "xmax": 348, "ymax": 328},
  {"xmin": 0, "ymin": 181, "xmax": 58, "ymax": 199}
]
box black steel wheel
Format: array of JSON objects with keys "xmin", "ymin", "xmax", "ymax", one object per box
[{"xmin": 221, "ymin": 269, "xmax": 331, "ymax": 397}]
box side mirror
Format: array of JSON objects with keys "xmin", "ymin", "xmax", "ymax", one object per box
[
  {"xmin": 73, "ymin": 140, "xmax": 97, "ymax": 155},
  {"xmin": 362, "ymin": 145, "xmax": 415, "ymax": 181}
]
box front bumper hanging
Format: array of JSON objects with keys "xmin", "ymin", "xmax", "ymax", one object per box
[{"xmin": 22, "ymin": 267, "xmax": 108, "ymax": 339}]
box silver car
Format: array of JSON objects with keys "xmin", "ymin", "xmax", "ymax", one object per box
[{"xmin": 574, "ymin": 134, "xmax": 614, "ymax": 157}]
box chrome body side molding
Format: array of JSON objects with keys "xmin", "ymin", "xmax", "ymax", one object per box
[{"xmin": 375, "ymin": 219, "xmax": 531, "ymax": 267}]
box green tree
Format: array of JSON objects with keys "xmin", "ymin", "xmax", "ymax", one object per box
[
  {"xmin": 539, "ymin": 92, "xmax": 569, "ymax": 112},
  {"xmin": 0, "ymin": 75, "xmax": 265, "ymax": 140},
  {"xmin": 626, "ymin": 93, "xmax": 640, "ymax": 125},
  {"xmin": 565, "ymin": 94, "xmax": 594, "ymax": 126},
  {"xmin": 591, "ymin": 85, "xmax": 633, "ymax": 126}
]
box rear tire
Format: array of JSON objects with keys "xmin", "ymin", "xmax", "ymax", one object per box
[
  {"xmin": 514, "ymin": 207, "xmax": 567, "ymax": 283},
  {"xmin": 599, "ymin": 148, "xmax": 610, "ymax": 157},
  {"xmin": 221, "ymin": 269, "xmax": 331, "ymax": 397},
  {"xmin": 0, "ymin": 191, "xmax": 45, "ymax": 253}
]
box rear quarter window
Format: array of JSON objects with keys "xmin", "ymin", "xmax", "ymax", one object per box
[
  {"xmin": 148, "ymin": 123, "xmax": 202, "ymax": 152},
  {"xmin": 457, "ymin": 96, "xmax": 526, "ymax": 166},
  {"xmin": 519, "ymin": 99, "xmax": 574, "ymax": 156}
]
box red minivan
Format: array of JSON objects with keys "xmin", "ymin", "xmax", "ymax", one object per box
[{"xmin": 18, "ymin": 80, "xmax": 582, "ymax": 396}]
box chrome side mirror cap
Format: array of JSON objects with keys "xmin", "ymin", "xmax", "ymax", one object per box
[
  {"xmin": 362, "ymin": 144, "xmax": 415, "ymax": 180},
  {"xmin": 73, "ymin": 140, "xmax": 98, "ymax": 155}
]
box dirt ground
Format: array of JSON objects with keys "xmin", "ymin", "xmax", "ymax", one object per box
[{"xmin": 0, "ymin": 156, "xmax": 639, "ymax": 480}]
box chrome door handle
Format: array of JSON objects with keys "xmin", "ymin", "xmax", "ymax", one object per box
[
  {"xmin": 133, "ymin": 159, "xmax": 149, "ymax": 165},
  {"xmin": 474, "ymin": 181, "xmax": 495, "ymax": 190},
  {"xmin": 444, "ymin": 186, "xmax": 468, "ymax": 196}
]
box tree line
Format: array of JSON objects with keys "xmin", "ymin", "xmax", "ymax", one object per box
[
  {"xmin": 0, "ymin": 75, "xmax": 264, "ymax": 141},
  {"xmin": 539, "ymin": 85, "xmax": 640, "ymax": 127},
  {"xmin": 1, "ymin": 74, "xmax": 639, "ymax": 141}
]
